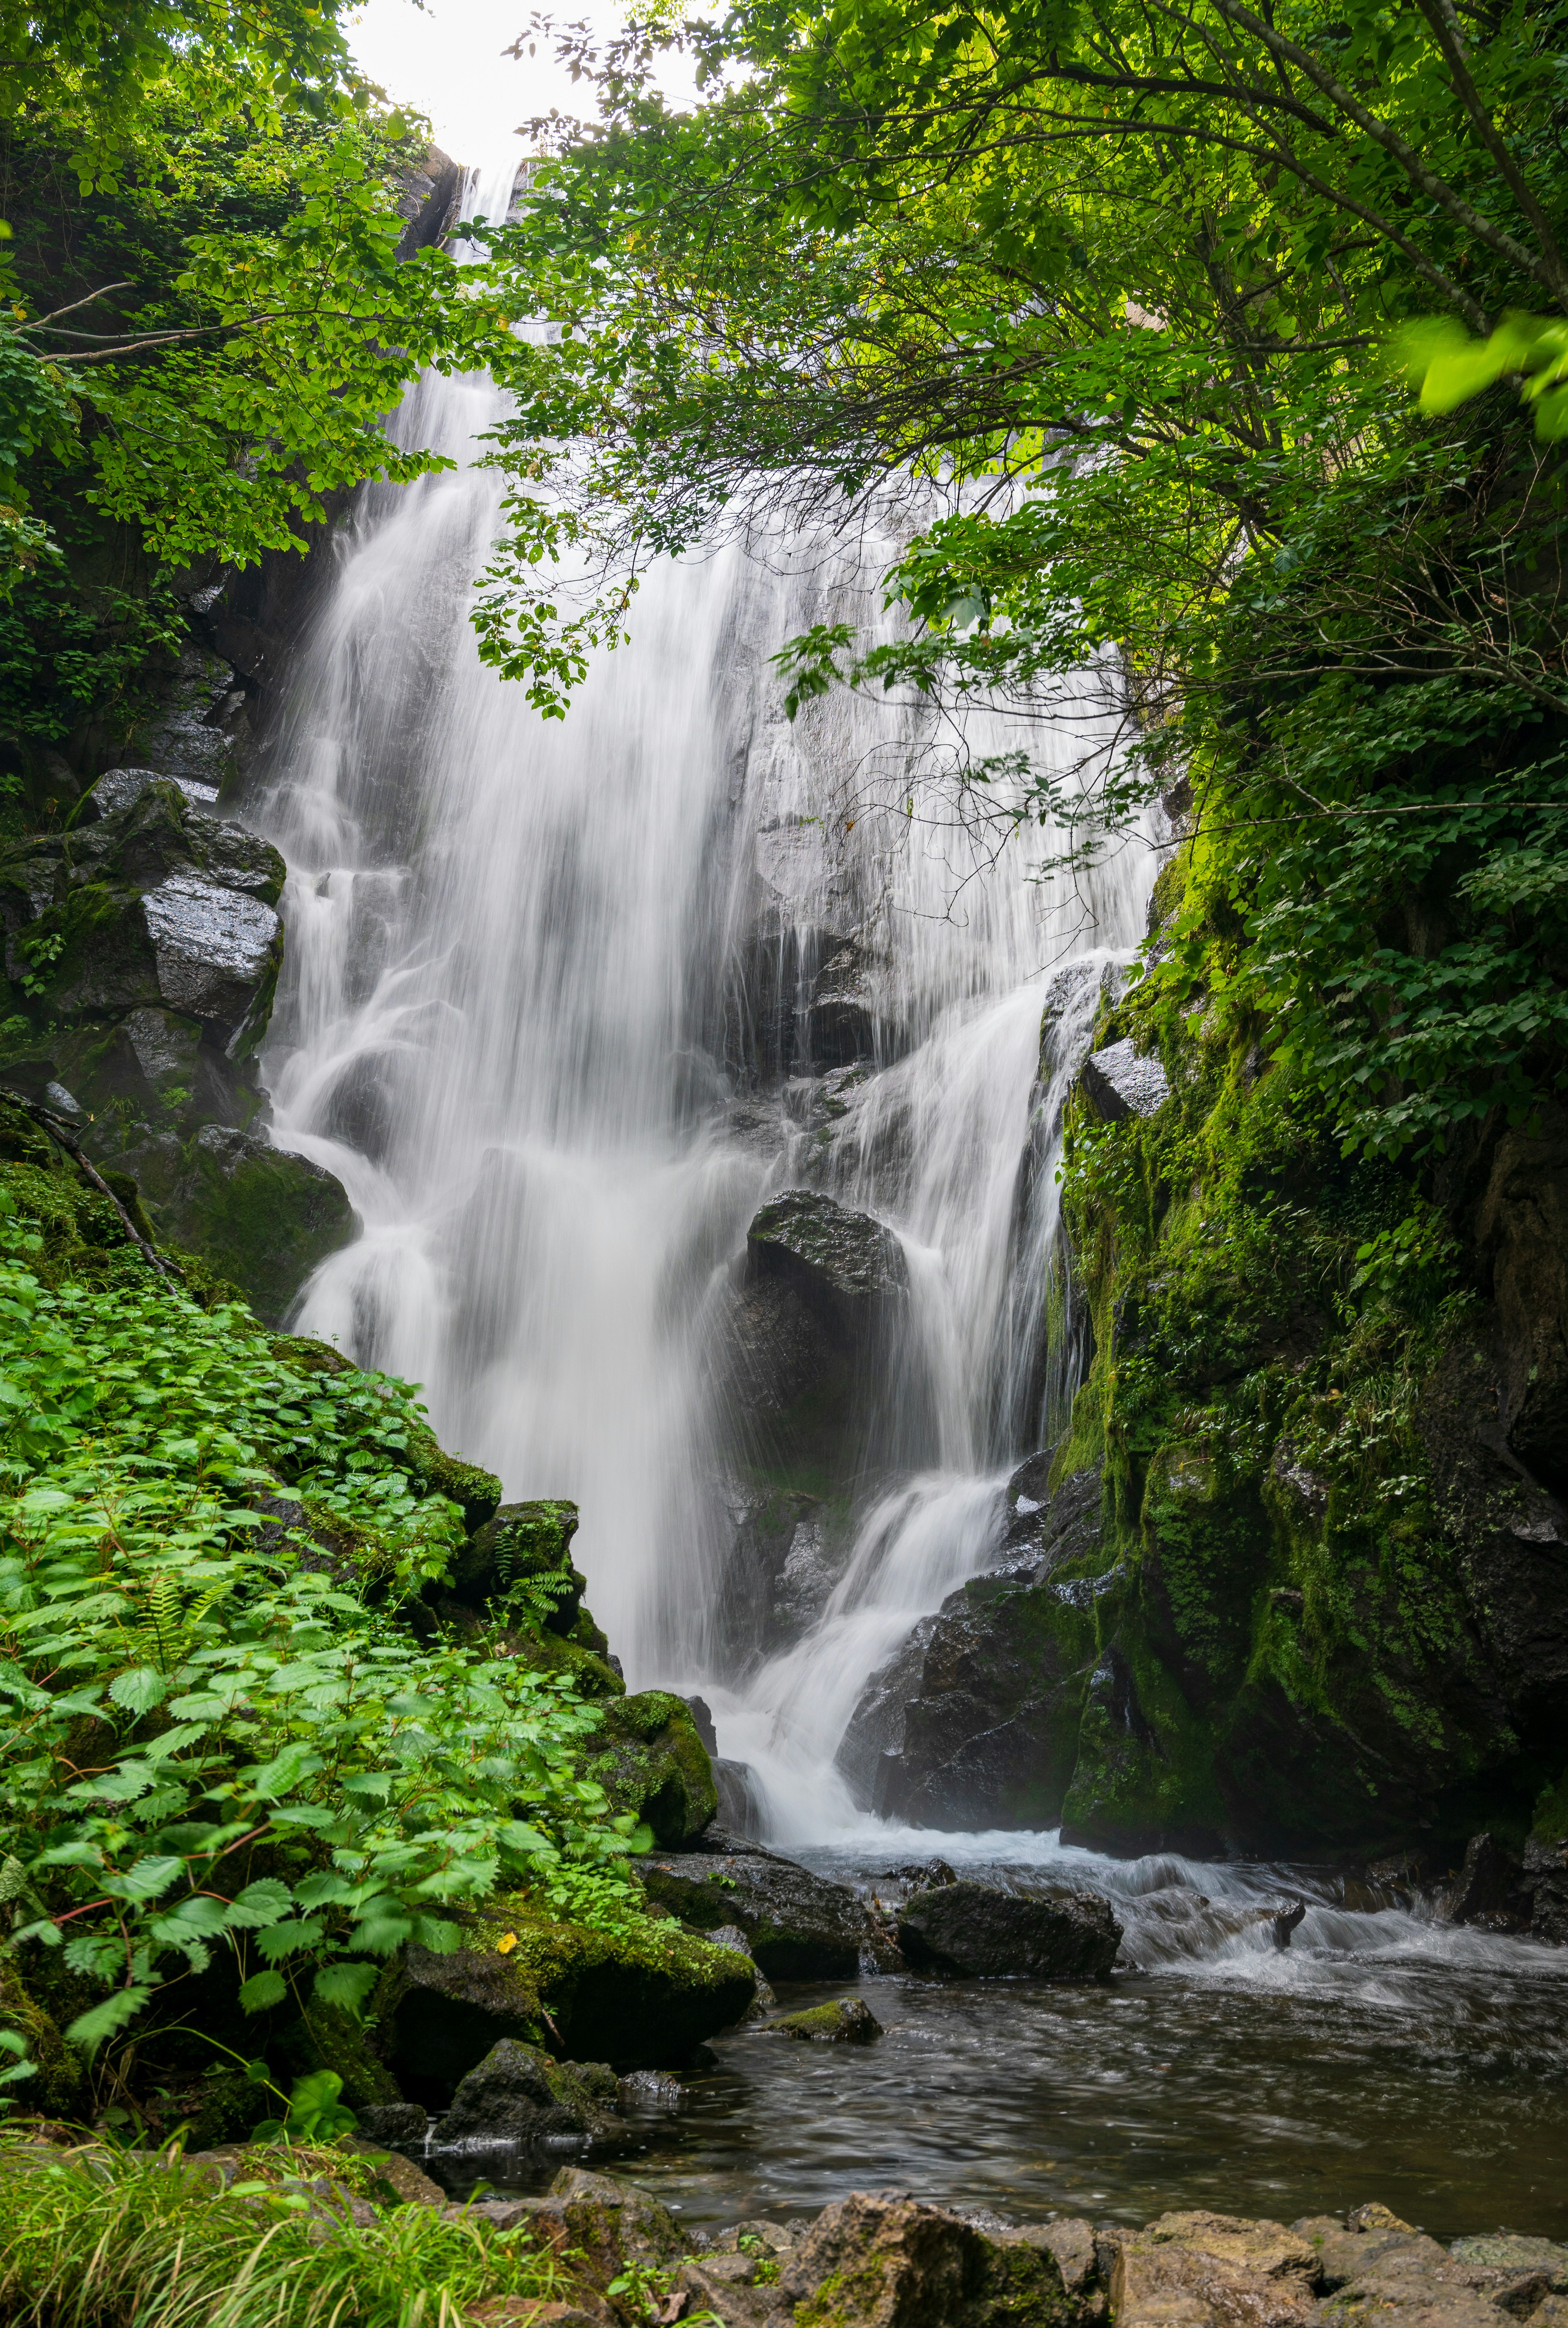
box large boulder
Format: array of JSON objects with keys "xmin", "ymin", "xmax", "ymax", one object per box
[
  {"xmin": 871, "ymin": 1461, "xmax": 1110, "ymax": 1829},
  {"xmin": 777, "ymin": 2189, "xmax": 1075, "ymax": 2328},
  {"xmin": 1080, "ymin": 1037, "xmax": 1170, "ymax": 1122},
  {"xmin": 895, "ymin": 1880, "xmax": 1121, "ymax": 1979},
  {"xmin": 639, "ymin": 1839, "xmax": 869, "ymax": 1980},
  {"xmin": 376, "ymin": 1904, "xmax": 757, "ymax": 2098},
  {"xmin": 718, "ymin": 1190, "xmax": 907, "ymax": 1492},
  {"xmin": 712, "ymin": 1479, "xmax": 848, "ymax": 1666},
  {"xmin": 154, "ymin": 1126, "xmax": 355, "ymax": 1324},
  {"xmin": 1300, "ymin": 2204, "xmax": 1566, "ymax": 2328},
  {"xmin": 2, "ymin": 780, "xmax": 283, "ymax": 1048}
]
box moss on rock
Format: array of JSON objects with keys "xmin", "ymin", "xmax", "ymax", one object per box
[
  {"xmin": 0, "ymin": 1960, "xmax": 85, "ymax": 2117},
  {"xmin": 377, "ymin": 1900, "xmax": 755, "ymax": 2094},
  {"xmin": 587, "ymin": 1691, "xmax": 717, "ymax": 1846}
]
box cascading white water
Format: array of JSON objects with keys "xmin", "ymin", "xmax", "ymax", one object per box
[{"xmin": 254, "ymin": 145, "xmax": 1155, "ymax": 1806}]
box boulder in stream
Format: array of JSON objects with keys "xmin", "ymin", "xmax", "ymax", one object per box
[
  {"xmin": 762, "ymin": 1996, "xmax": 882, "ymax": 2044},
  {"xmin": 895, "ymin": 1880, "xmax": 1121, "ymax": 1979},
  {"xmin": 640, "ymin": 1840, "xmax": 869, "ymax": 1980}
]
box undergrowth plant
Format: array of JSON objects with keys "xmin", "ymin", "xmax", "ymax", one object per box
[
  {"xmin": 0, "ymin": 2134, "xmax": 575, "ymax": 2328},
  {"xmin": 0, "ymin": 1177, "xmax": 649, "ymax": 2085}
]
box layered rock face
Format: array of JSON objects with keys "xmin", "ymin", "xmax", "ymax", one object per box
[{"xmin": 0, "ymin": 765, "xmax": 354, "ymax": 1320}]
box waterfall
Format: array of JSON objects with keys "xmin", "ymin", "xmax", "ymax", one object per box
[{"xmin": 254, "ymin": 147, "xmax": 1157, "ymax": 1826}]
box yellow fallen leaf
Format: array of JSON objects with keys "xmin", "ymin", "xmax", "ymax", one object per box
[{"xmin": 497, "ymin": 1931, "xmax": 518, "ymax": 1955}]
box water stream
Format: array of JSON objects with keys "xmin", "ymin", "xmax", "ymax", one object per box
[{"xmin": 247, "ymin": 150, "xmax": 1567, "ymax": 2238}]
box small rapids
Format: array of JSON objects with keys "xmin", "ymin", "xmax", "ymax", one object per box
[{"xmin": 420, "ymin": 1833, "xmax": 1568, "ymax": 2238}]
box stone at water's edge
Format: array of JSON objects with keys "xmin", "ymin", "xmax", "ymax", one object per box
[
  {"xmin": 746, "ymin": 1186, "xmax": 908, "ymax": 1309},
  {"xmin": 434, "ymin": 2039, "xmax": 619, "ymax": 2147},
  {"xmin": 1079, "ymin": 1035, "xmax": 1171, "ymax": 1122},
  {"xmin": 1110, "ymin": 2212, "xmax": 1318, "ymax": 2328},
  {"xmin": 376, "ymin": 1909, "xmax": 757, "ymax": 2096},
  {"xmin": 895, "ymin": 1880, "xmax": 1121, "ymax": 1979},
  {"xmin": 779, "ymin": 2189, "xmax": 1076, "ymax": 2328},
  {"xmin": 639, "ymin": 1842, "xmax": 869, "ymax": 1980},
  {"xmin": 763, "ymin": 1996, "xmax": 883, "ymax": 2044}
]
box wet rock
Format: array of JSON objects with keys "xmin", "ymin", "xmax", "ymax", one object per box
[
  {"xmin": 356, "ymin": 2101, "xmax": 429, "ymax": 2147},
  {"xmin": 586, "ymin": 1691, "xmax": 718, "ymax": 1847},
  {"xmin": 714, "ymin": 1757, "xmax": 767, "ymax": 1839},
  {"xmin": 1109, "ymin": 2211, "xmax": 1317, "ymax": 2328},
  {"xmin": 379, "ymin": 1909, "xmax": 757, "ymax": 2095},
  {"xmin": 1523, "ymin": 1834, "xmax": 1568, "ymax": 1943},
  {"xmin": 836, "ymin": 1614, "xmax": 940, "ymax": 1805},
  {"xmin": 156, "ymin": 1126, "xmax": 355, "ymax": 1324},
  {"xmin": 685, "ymin": 1694, "xmax": 719, "ymax": 1753},
  {"xmin": 808, "ymin": 939, "xmax": 882, "ymax": 1067},
  {"xmin": 878, "ymin": 1857, "xmax": 958, "ymax": 1891},
  {"xmin": 640, "ymin": 1846, "xmax": 869, "ymax": 1980},
  {"xmin": 884, "ymin": 1472, "xmax": 1109, "ymax": 1829},
  {"xmin": 616, "ymin": 2069, "xmax": 684, "ymax": 2112},
  {"xmin": 747, "ymin": 1187, "xmax": 907, "ymax": 1312},
  {"xmin": 1445, "ymin": 1832, "xmax": 1528, "ymax": 1930},
  {"xmin": 81, "ymin": 766, "xmax": 219, "ymax": 821},
  {"xmin": 1417, "ymin": 1337, "xmax": 1568, "ymax": 1755},
  {"xmin": 434, "ymin": 2040, "xmax": 619, "ymax": 2147},
  {"xmin": 1271, "ymin": 1900, "xmax": 1306, "ymax": 1948},
  {"xmin": 895, "ymin": 1881, "xmax": 1121, "ymax": 1979},
  {"xmin": 1448, "ymin": 2239, "xmax": 1568, "ymax": 2292},
  {"xmin": 777, "ymin": 2188, "xmax": 1072, "ymax": 2328},
  {"xmin": 1080, "ymin": 1038, "xmax": 1170, "ymax": 1123},
  {"xmin": 706, "ymin": 1921, "xmax": 778, "ymax": 2015},
  {"xmin": 762, "ymin": 1997, "xmax": 882, "ymax": 2044},
  {"xmin": 713, "ymin": 1481, "xmax": 838, "ymax": 1663}
]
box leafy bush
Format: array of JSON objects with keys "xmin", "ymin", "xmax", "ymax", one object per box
[{"xmin": 0, "ymin": 1173, "xmax": 647, "ymax": 2083}]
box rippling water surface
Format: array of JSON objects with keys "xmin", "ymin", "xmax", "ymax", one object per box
[{"xmin": 421, "ymin": 1833, "xmax": 1568, "ymax": 2241}]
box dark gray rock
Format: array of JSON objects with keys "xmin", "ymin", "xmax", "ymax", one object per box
[
  {"xmin": 713, "ymin": 1756, "xmax": 766, "ymax": 1838},
  {"xmin": 1524, "ymin": 1834, "xmax": 1568, "ymax": 1943},
  {"xmin": 640, "ymin": 1845, "xmax": 869, "ymax": 1980},
  {"xmin": 836, "ymin": 1614, "xmax": 939, "ymax": 1805},
  {"xmin": 747, "ymin": 1186, "xmax": 907, "ymax": 1311},
  {"xmin": 1444, "ymin": 1831, "xmax": 1528, "ymax": 1929},
  {"xmin": 1080, "ymin": 1036, "xmax": 1170, "ymax": 1122},
  {"xmin": 85, "ymin": 767, "xmax": 219, "ymax": 818},
  {"xmin": 684, "ymin": 1695, "xmax": 718, "ymax": 1754},
  {"xmin": 435, "ymin": 2039, "xmax": 618, "ymax": 2147},
  {"xmin": 808, "ymin": 940, "xmax": 882, "ymax": 1067},
  {"xmin": 879, "ymin": 1463, "xmax": 1108, "ymax": 1830},
  {"xmin": 705, "ymin": 1920, "xmax": 777, "ymax": 2014},
  {"xmin": 157, "ymin": 1127, "xmax": 355, "ymax": 1323},
  {"xmin": 895, "ymin": 1880, "xmax": 1122, "ymax": 1978},
  {"xmin": 712, "ymin": 1480, "xmax": 843, "ymax": 1666},
  {"xmin": 356, "ymin": 2102, "xmax": 429, "ymax": 2147}
]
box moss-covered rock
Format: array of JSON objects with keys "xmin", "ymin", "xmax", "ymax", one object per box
[
  {"xmin": 763, "ymin": 1997, "xmax": 882, "ymax": 2043},
  {"xmin": 586, "ymin": 1691, "xmax": 717, "ymax": 1846},
  {"xmin": 152, "ymin": 1126, "xmax": 354, "ymax": 1325},
  {"xmin": 376, "ymin": 1901, "xmax": 755, "ymax": 2096}
]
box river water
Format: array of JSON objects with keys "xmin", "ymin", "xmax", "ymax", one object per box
[{"xmin": 249, "ymin": 151, "xmax": 1568, "ymax": 2241}]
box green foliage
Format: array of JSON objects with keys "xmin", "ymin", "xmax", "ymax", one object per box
[
  {"xmin": 0, "ymin": 1173, "xmax": 650, "ymax": 2074},
  {"xmin": 248, "ymin": 2067, "xmax": 356, "ymax": 2147},
  {"xmin": 0, "ymin": 2131, "xmax": 575, "ymax": 2328}
]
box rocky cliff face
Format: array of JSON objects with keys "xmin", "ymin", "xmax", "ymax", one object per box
[
  {"xmin": 845, "ymin": 912, "xmax": 1568, "ymax": 1895},
  {"xmin": 0, "ymin": 763, "xmax": 353, "ymax": 1321}
]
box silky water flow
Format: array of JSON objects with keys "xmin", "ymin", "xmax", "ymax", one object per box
[
  {"xmin": 247, "ymin": 152, "xmax": 1568, "ymax": 2237},
  {"xmin": 256, "ymin": 152, "xmax": 1146, "ymax": 1784}
]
